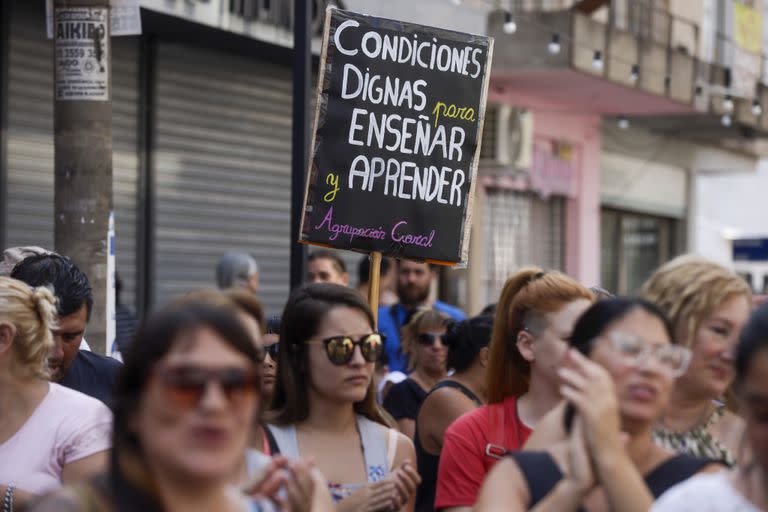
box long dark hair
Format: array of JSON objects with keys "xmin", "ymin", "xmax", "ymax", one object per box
[
  {"xmin": 563, "ymin": 297, "xmax": 673, "ymax": 432},
  {"xmin": 736, "ymin": 302, "xmax": 768, "ymax": 387},
  {"xmin": 569, "ymin": 297, "xmax": 673, "ymax": 356},
  {"xmin": 269, "ymin": 283, "xmax": 389, "ymax": 426},
  {"xmin": 110, "ymin": 300, "xmax": 261, "ymax": 510}
]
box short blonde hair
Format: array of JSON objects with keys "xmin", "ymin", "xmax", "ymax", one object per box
[
  {"xmin": 640, "ymin": 255, "xmax": 751, "ymax": 347},
  {"xmin": 401, "ymin": 308, "xmax": 450, "ymax": 371},
  {"xmin": 0, "ymin": 277, "xmax": 57, "ymax": 378}
]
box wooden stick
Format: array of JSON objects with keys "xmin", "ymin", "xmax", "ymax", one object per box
[{"xmin": 368, "ymin": 252, "xmax": 382, "ymax": 330}]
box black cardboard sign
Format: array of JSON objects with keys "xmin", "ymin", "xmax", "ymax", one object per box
[{"xmin": 299, "ymin": 8, "xmax": 494, "ymax": 265}]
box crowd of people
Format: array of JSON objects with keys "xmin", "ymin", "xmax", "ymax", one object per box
[{"xmin": 1, "ymin": 245, "xmax": 767, "ymax": 511}]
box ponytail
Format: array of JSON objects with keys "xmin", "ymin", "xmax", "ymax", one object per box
[{"xmin": 486, "ymin": 268, "xmax": 593, "ymax": 403}]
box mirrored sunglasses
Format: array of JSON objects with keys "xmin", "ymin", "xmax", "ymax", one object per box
[{"xmin": 308, "ymin": 333, "xmax": 385, "ymax": 365}]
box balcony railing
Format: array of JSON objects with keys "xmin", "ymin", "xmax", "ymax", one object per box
[{"xmin": 508, "ymin": 0, "xmax": 700, "ymax": 58}]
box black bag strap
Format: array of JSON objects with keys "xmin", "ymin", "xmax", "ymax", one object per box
[
  {"xmin": 431, "ymin": 380, "xmax": 482, "ymax": 407},
  {"xmin": 507, "ymin": 451, "xmax": 567, "ymax": 509},
  {"xmin": 264, "ymin": 424, "xmax": 281, "ymax": 456},
  {"xmin": 644, "ymin": 454, "xmax": 722, "ymax": 497}
]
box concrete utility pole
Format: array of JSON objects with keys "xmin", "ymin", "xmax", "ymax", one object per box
[{"xmin": 53, "ymin": 0, "xmax": 112, "ymax": 353}]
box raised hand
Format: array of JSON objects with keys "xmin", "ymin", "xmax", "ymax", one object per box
[
  {"xmin": 558, "ymin": 348, "xmax": 623, "ymax": 461},
  {"xmin": 563, "ymin": 416, "xmax": 596, "ymax": 496}
]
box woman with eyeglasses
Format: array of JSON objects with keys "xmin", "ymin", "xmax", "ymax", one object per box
[
  {"xmin": 640, "ymin": 256, "xmax": 751, "ymax": 465},
  {"xmin": 268, "ymin": 283, "xmax": 421, "ymax": 511},
  {"xmin": 413, "ymin": 315, "xmax": 493, "ymax": 512},
  {"xmin": 383, "ymin": 309, "xmax": 450, "ymax": 440},
  {"xmin": 652, "ymin": 301, "xmax": 768, "ymax": 511},
  {"xmin": 475, "ymin": 298, "xmax": 725, "ymax": 512},
  {"xmin": 0, "ymin": 277, "xmax": 111, "ymax": 510},
  {"xmin": 434, "ymin": 268, "xmax": 593, "ymax": 512},
  {"xmin": 31, "ymin": 299, "xmax": 330, "ymax": 512}
]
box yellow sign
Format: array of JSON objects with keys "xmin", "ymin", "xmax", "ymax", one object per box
[{"xmin": 734, "ymin": 3, "xmax": 762, "ymax": 54}]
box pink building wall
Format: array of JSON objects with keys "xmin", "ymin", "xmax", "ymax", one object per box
[{"xmin": 488, "ymin": 90, "xmax": 602, "ymax": 285}]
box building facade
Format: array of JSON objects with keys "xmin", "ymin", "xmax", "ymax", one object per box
[
  {"xmin": 2, "ymin": 0, "xmax": 767, "ymax": 320},
  {"xmin": 1, "ymin": 0, "xmax": 335, "ymax": 316}
]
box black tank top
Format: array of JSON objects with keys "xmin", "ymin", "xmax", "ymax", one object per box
[
  {"xmin": 509, "ymin": 451, "xmax": 720, "ymax": 511},
  {"xmin": 414, "ymin": 380, "xmax": 482, "ymax": 512}
]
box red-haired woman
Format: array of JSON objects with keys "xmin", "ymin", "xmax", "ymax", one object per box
[{"xmin": 434, "ymin": 268, "xmax": 593, "ymax": 511}]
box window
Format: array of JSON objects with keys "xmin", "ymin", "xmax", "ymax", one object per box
[
  {"xmin": 483, "ymin": 189, "xmax": 564, "ymax": 304},
  {"xmin": 601, "ymin": 209, "xmax": 675, "ymax": 295}
]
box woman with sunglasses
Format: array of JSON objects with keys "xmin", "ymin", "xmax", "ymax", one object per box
[
  {"xmin": 652, "ymin": 301, "xmax": 768, "ymax": 511},
  {"xmin": 262, "ymin": 315, "xmax": 280, "ymax": 406},
  {"xmin": 383, "ymin": 309, "xmax": 450, "ymax": 440},
  {"xmin": 475, "ymin": 298, "xmax": 724, "ymax": 512},
  {"xmin": 268, "ymin": 283, "xmax": 421, "ymax": 511},
  {"xmin": 414, "ymin": 314, "xmax": 493, "ymax": 512},
  {"xmin": 0, "ymin": 277, "xmax": 111, "ymax": 509},
  {"xmin": 219, "ymin": 291, "xmax": 283, "ymax": 461},
  {"xmin": 31, "ymin": 299, "xmax": 328, "ymax": 512},
  {"xmin": 640, "ymin": 256, "xmax": 751, "ymax": 465},
  {"xmin": 435, "ymin": 268, "xmax": 593, "ymax": 512}
]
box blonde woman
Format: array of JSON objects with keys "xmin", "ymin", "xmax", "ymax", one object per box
[
  {"xmin": 0, "ymin": 277, "xmax": 111, "ymax": 508},
  {"xmin": 383, "ymin": 309, "xmax": 451, "ymax": 440},
  {"xmin": 652, "ymin": 302, "xmax": 768, "ymax": 511},
  {"xmin": 640, "ymin": 255, "xmax": 752, "ymax": 465}
]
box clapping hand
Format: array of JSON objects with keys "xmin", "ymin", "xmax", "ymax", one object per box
[
  {"xmin": 243, "ymin": 455, "xmax": 320, "ymax": 512},
  {"xmin": 339, "ymin": 459, "xmax": 421, "ymax": 512}
]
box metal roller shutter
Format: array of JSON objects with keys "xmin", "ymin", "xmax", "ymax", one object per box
[
  {"xmin": 112, "ymin": 40, "xmax": 140, "ymax": 311},
  {"xmin": 153, "ymin": 44, "xmax": 293, "ymax": 314},
  {"xmin": 6, "ymin": 4, "xmax": 140, "ymax": 309}
]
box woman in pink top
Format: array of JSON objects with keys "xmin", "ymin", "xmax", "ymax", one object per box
[{"xmin": 0, "ymin": 277, "xmax": 112, "ymax": 508}]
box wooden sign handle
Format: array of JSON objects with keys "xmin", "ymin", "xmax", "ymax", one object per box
[{"xmin": 368, "ymin": 252, "xmax": 382, "ymax": 330}]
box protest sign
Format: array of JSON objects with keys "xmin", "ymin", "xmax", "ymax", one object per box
[{"xmin": 299, "ymin": 8, "xmax": 493, "ymax": 265}]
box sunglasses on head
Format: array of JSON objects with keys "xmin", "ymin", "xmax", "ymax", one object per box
[
  {"xmin": 154, "ymin": 364, "xmax": 260, "ymax": 410},
  {"xmin": 264, "ymin": 343, "xmax": 279, "ymax": 359},
  {"xmin": 417, "ymin": 332, "xmax": 444, "ymax": 346},
  {"xmin": 307, "ymin": 333, "xmax": 385, "ymax": 365}
]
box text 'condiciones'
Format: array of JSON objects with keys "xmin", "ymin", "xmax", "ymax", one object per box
[{"xmin": 332, "ymin": 18, "xmax": 485, "ymax": 208}]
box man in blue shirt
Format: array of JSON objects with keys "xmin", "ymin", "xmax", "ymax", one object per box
[
  {"xmin": 12, "ymin": 254, "xmax": 122, "ymax": 405},
  {"xmin": 378, "ymin": 260, "xmax": 466, "ymax": 373}
]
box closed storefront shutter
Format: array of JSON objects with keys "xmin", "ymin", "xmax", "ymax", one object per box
[
  {"xmin": 482, "ymin": 188, "xmax": 564, "ymax": 305},
  {"xmin": 153, "ymin": 44, "xmax": 292, "ymax": 314},
  {"xmin": 6, "ymin": 4, "xmax": 140, "ymax": 309}
]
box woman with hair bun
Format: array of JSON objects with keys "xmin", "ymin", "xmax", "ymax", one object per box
[
  {"xmin": 641, "ymin": 255, "xmax": 751, "ymax": 465},
  {"xmin": 414, "ymin": 314, "xmax": 493, "ymax": 512},
  {"xmin": 435, "ymin": 268, "xmax": 593, "ymax": 511},
  {"xmin": 0, "ymin": 277, "xmax": 112, "ymax": 507}
]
